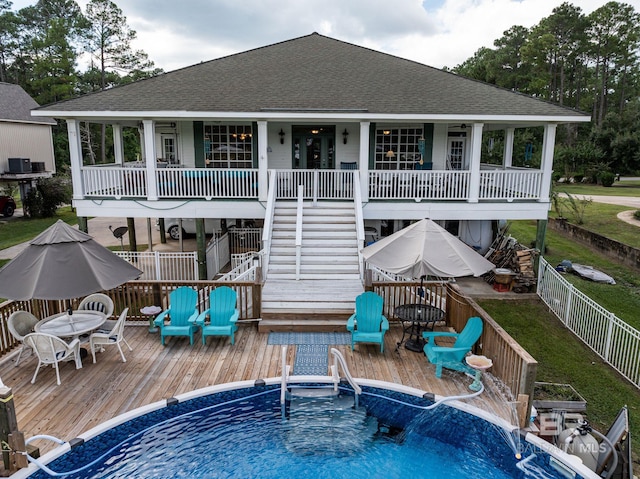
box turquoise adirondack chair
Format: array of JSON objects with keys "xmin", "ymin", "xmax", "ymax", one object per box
[
  {"xmin": 346, "ymin": 291, "xmax": 389, "ymax": 352},
  {"xmin": 422, "ymin": 316, "xmax": 483, "ymax": 378},
  {"xmin": 194, "ymin": 286, "xmax": 239, "ymax": 345},
  {"xmin": 154, "ymin": 287, "xmax": 199, "ymax": 345}
]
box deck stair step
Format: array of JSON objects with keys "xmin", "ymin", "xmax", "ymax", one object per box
[{"xmin": 263, "ymin": 200, "xmax": 364, "ymax": 329}]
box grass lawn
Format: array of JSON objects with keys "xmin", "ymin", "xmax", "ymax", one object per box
[
  {"xmin": 477, "ymin": 299, "xmax": 640, "ymax": 454},
  {"xmin": 0, "ymin": 206, "xmax": 77, "ymax": 250},
  {"xmin": 508, "ymin": 220, "xmax": 640, "ymax": 330},
  {"xmin": 555, "ymin": 179, "xmax": 640, "ymax": 197}
]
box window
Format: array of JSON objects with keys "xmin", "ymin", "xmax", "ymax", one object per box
[
  {"xmin": 204, "ymin": 124, "xmax": 253, "ymax": 168},
  {"xmin": 374, "ymin": 128, "xmax": 423, "ymax": 170}
]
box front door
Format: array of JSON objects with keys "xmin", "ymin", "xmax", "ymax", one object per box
[
  {"xmin": 447, "ymin": 137, "xmax": 466, "ymax": 170},
  {"xmin": 292, "ymin": 126, "xmax": 335, "ymax": 169}
]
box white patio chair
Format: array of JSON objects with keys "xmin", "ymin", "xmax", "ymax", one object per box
[
  {"xmin": 78, "ymin": 293, "xmax": 114, "ymax": 318},
  {"xmin": 90, "ymin": 308, "xmax": 131, "ymax": 364},
  {"xmin": 23, "ymin": 333, "xmax": 82, "ymax": 386},
  {"xmin": 7, "ymin": 311, "xmax": 39, "ymax": 366}
]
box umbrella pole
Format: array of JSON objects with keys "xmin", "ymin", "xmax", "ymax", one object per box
[{"xmin": 420, "ymin": 275, "xmax": 426, "ymax": 305}]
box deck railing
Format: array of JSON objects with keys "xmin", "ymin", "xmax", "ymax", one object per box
[
  {"xmin": 368, "ymin": 170, "xmax": 471, "ymax": 200},
  {"xmin": 80, "ymin": 166, "xmax": 543, "ymax": 202},
  {"xmin": 479, "ymin": 169, "xmax": 543, "ymax": 200},
  {"xmin": 538, "ymin": 257, "xmax": 640, "ymax": 389}
]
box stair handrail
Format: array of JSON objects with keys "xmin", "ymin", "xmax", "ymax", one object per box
[
  {"xmin": 330, "ymin": 347, "xmax": 362, "ymax": 403},
  {"xmin": 353, "ymin": 173, "xmax": 365, "ymax": 279},
  {"xmin": 261, "ymin": 170, "xmax": 278, "ymax": 281},
  {"xmin": 295, "ymin": 184, "xmax": 304, "ymax": 280},
  {"xmin": 217, "ymin": 250, "xmax": 263, "ymax": 282}
]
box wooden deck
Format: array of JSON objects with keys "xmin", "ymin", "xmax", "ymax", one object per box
[{"xmin": 0, "ymin": 322, "xmax": 518, "ymax": 459}]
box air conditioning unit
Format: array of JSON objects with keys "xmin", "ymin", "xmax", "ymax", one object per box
[
  {"xmin": 31, "ymin": 162, "xmax": 46, "ymax": 172},
  {"xmin": 8, "ymin": 158, "xmax": 31, "ymax": 174}
]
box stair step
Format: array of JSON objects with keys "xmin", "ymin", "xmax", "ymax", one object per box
[{"xmin": 267, "ymin": 273, "xmax": 362, "ymax": 280}]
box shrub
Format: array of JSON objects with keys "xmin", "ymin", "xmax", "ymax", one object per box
[
  {"xmin": 599, "ymin": 171, "xmax": 616, "ymax": 187},
  {"xmin": 23, "ymin": 177, "xmax": 71, "ymax": 218},
  {"xmin": 634, "ymin": 210, "xmax": 640, "ymax": 221},
  {"xmin": 573, "ymin": 174, "xmax": 584, "ymax": 183}
]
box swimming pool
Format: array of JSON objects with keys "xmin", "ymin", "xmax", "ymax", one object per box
[{"xmin": 16, "ymin": 375, "xmax": 597, "ymax": 479}]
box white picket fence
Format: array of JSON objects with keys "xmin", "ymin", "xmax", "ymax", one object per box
[
  {"xmin": 537, "ymin": 256, "xmax": 640, "ymax": 389},
  {"xmin": 114, "ymin": 251, "xmax": 198, "ymax": 280}
]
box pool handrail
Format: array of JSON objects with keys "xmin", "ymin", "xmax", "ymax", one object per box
[{"xmin": 330, "ymin": 347, "xmax": 362, "ymax": 398}]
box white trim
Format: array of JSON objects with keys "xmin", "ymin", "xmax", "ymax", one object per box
[{"xmin": 31, "ymin": 110, "xmax": 591, "ymax": 123}]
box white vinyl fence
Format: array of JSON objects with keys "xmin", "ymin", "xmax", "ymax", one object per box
[
  {"xmin": 206, "ymin": 233, "xmax": 230, "ymax": 279},
  {"xmin": 537, "ymin": 256, "xmax": 640, "ymax": 389},
  {"xmin": 114, "ymin": 251, "xmax": 198, "ymax": 280}
]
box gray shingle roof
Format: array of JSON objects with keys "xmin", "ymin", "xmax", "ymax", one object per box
[
  {"xmin": 37, "ymin": 33, "xmax": 588, "ymax": 119},
  {"xmin": 0, "ymin": 82, "xmax": 56, "ymax": 124}
]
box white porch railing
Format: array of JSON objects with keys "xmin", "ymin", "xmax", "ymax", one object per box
[
  {"xmin": 82, "ymin": 166, "xmax": 147, "ymax": 197},
  {"xmin": 80, "ymin": 166, "xmax": 543, "ymax": 202},
  {"xmin": 114, "ymin": 251, "xmax": 198, "ymax": 280},
  {"xmin": 275, "ymin": 169, "xmax": 355, "ymax": 200},
  {"xmin": 537, "ymin": 256, "xmax": 640, "ymax": 389},
  {"xmin": 479, "ymin": 169, "xmax": 543, "ymax": 200},
  {"xmin": 368, "ymin": 170, "xmax": 471, "ymax": 200},
  {"xmin": 156, "ymin": 168, "xmax": 258, "ymax": 199}
]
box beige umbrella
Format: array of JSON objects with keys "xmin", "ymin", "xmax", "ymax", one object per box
[
  {"xmin": 0, "ymin": 220, "xmax": 142, "ymax": 301},
  {"xmin": 362, "ymin": 219, "xmax": 495, "ymax": 278}
]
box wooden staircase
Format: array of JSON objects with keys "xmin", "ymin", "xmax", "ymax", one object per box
[{"xmin": 259, "ymin": 201, "xmax": 364, "ymax": 332}]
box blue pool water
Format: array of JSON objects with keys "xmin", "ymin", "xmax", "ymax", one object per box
[{"xmin": 25, "ymin": 383, "xmax": 589, "ymax": 478}]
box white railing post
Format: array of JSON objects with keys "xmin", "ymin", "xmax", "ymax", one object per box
[
  {"xmin": 603, "ymin": 312, "xmax": 616, "ymax": 363},
  {"xmin": 312, "ymin": 170, "xmax": 318, "ymax": 206},
  {"xmin": 564, "ymin": 283, "xmax": 574, "ymax": 327},
  {"xmin": 154, "ymin": 251, "xmax": 161, "ymax": 281}
]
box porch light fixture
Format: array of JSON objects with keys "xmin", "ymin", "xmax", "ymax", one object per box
[
  {"xmin": 383, "ymin": 130, "xmax": 391, "ymax": 135},
  {"xmin": 279, "ymin": 129, "xmax": 285, "ymax": 144},
  {"xmin": 385, "ymin": 150, "xmax": 396, "ymax": 158},
  {"xmin": 342, "ymin": 128, "xmax": 349, "ymax": 144}
]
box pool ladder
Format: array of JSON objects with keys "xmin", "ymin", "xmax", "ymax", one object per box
[
  {"xmin": 280, "ymin": 347, "xmax": 375, "ymax": 454},
  {"xmin": 279, "ymin": 346, "xmax": 361, "ymax": 408}
]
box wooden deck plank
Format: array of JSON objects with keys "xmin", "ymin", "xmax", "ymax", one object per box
[{"xmin": 0, "ymin": 324, "xmax": 515, "ymax": 459}]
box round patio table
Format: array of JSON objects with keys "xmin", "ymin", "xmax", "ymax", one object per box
[
  {"xmin": 35, "ymin": 310, "xmax": 107, "ymax": 340},
  {"xmin": 394, "ymin": 304, "xmax": 445, "ymax": 353}
]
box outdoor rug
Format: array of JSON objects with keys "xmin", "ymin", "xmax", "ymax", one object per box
[{"xmin": 268, "ymin": 332, "xmax": 351, "ymax": 375}]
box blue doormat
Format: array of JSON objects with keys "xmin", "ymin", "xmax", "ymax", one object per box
[
  {"xmin": 267, "ymin": 332, "xmax": 351, "ymax": 345},
  {"xmin": 294, "ymin": 344, "xmax": 329, "ymax": 375}
]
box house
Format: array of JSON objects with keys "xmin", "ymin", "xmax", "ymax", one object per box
[
  {"xmin": 0, "ymin": 82, "xmax": 56, "ymax": 201},
  {"xmin": 31, "ymin": 33, "xmax": 590, "ymax": 322}
]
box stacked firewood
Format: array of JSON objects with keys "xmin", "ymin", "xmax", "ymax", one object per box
[{"xmin": 483, "ymin": 228, "xmax": 539, "ymax": 293}]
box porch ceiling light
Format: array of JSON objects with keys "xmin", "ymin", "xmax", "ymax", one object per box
[
  {"xmin": 279, "ymin": 129, "xmax": 285, "ymax": 144},
  {"xmin": 342, "ymin": 128, "xmax": 349, "ymax": 144},
  {"xmin": 385, "ymin": 150, "xmax": 395, "ymax": 158}
]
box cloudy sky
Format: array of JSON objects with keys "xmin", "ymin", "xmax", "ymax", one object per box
[{"xmin": 10, "ymin": 0, "xmax": 640, "ymax": 72}]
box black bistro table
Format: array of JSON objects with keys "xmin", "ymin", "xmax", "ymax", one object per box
[{"xmin": 394, "ymin": 304, "xmax": 445, "ymax": 352}]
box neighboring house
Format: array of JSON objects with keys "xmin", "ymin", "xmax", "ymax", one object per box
[
  {"xmin": 32, "ymin": 33, "xmax": 590, "ymax": 287},
  {"xmin": 0, "ymin": 82, "xmax": 56, "ymax": 201}
]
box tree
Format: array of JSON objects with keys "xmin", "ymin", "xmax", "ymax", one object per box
[
  {"xmin": 83, "ymin": 0, "xmax": 158, "ymax": 163},
  {"xmin": 587, "ymin": 2, "xmax": 640, "ymax": 126}
]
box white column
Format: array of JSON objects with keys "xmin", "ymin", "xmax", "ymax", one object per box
[
  {"xmin": 143, "ymin": 119, "xmax": 158, "ymax": 200},
  {"xmin": 467, "ymin": 123, "xmax": 483, "ymax": 203},
  {"xmin": 257, "ymin": 121, "xmax": 268, "ymax": 202},
  {"xmin": 113, "ymin": 124, "xmax": 124, "ymax": 165},
  {"xmin": 359, "ymin": 121, "xmax": 370, "ymax": 202},
  {"xmin": 539, "ymin": 123, "xmax": 557, "ymax": 202},
  {"xmin": 67, "ymin": 119, "xmax": 84, "ymax": 200},
  {"xmin": 504, "ymin": 127, "xmax": 515, "ymax": 168}
]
